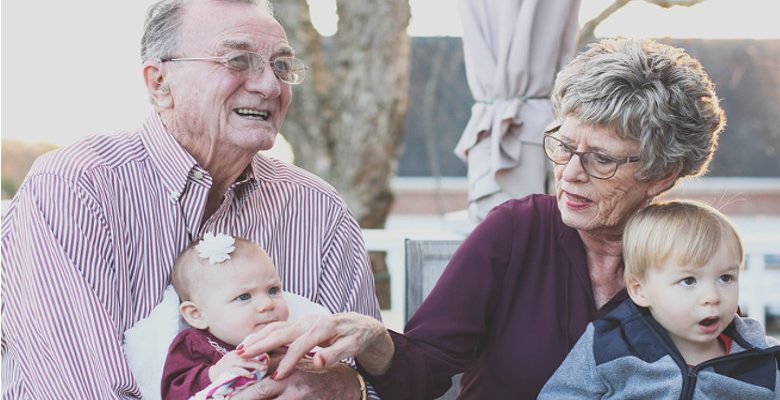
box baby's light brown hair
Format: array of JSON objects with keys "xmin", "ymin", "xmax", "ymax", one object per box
[
  {"xmin": 623, "ymin": 200, "xmax": 744, "ymax": 285},
  {"xmin": 171, "ymin": 237, "xmax": 266, "ymax": 301}
]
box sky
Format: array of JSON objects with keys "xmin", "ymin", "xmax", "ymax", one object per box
[{"xmin": 2, "ymin": 0, "xmax": 779, "ymax": 149}]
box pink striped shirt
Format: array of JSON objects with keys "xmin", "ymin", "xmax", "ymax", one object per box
[{"xmin": 1, "ymin": 112, "xmax": 381, "ymax": 399}]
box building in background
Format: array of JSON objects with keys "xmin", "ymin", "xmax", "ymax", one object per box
[{"xmin": 395, "ymin": 37, "xmax": 780, "ymax": 216}]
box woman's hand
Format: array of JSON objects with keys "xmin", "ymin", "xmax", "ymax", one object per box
[
  {"xmin": 209, "ymin": 350, "xmax": 268, "ymax": 382},
  {"xmin": 238, "ymin": 312, "xmax": 394, "ymax": 379}
]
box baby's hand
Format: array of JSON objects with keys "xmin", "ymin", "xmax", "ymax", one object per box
[{"xmin": 208, "ymin": 351, "xmax": 268, "ymax": 383}]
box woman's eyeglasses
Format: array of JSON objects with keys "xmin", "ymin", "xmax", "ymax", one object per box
[{"xmin": 543, "ymin": 125, "xmax": 640, "ymax": 180}]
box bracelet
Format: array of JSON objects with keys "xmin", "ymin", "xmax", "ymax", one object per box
[{"xmin": 356, "ymin": 372, "xmax": 368, "ymax": 400}]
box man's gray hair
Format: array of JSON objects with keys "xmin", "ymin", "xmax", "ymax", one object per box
[
  {"xmin": 140, "ymin": 0, "xmax": 273, "ymax": 62},
  {"xmin": 551, "ymin": 38, "xmax": 726, "ymax": 182}
]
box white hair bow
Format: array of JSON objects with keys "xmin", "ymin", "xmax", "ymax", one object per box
[{"xmin": 195, "ymin": 232, "xmax": 236, "ymax": 264}]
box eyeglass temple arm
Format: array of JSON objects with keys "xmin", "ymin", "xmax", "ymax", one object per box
[
  {"xmin": 160, "ymin": 56, "xmax": 225, "ymax": 62},
  {"xmin": 543, "ymin": 123, "xmax": 561, "ymax": 135}
]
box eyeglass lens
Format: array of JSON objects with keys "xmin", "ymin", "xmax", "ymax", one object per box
[
  {"xmin": 543, "ymin": 135, "xmax": 619, "ymax": 179},
  {"xmin": 224, "ymin": 52, "xmax": 305, "ymax": 84}
]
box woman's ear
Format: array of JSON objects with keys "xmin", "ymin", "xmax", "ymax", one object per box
[
  {"xmin": 179, "ymin": 301, "xmax": 208, "ymax": 329},
  {"xmin": 143, "ymin": 61, "xmax": 173, "ymax": 109},
  {"xmin": 627, "ymin": 277, "xmax": 651, "ymax": 308},
  {"xmin": 646, "ymin": 165, "xmax": 682, "ymax": 198}
]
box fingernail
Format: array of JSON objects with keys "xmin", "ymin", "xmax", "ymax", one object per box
[
  {"xmin": 237, "ymin": 348, "xmax": 245, "ymax": 355},
  {"xmin": 271, "ymin": 371, "xmax": 278, "ymax": 380},
  {"xmin": 237, "ymin": 344, "xmax": 245, "ymax": 351}
]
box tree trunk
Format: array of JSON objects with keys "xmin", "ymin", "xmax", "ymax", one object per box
[{"xmin": 274, "ymin": 0, "xmax": 411, "ymax": 230}]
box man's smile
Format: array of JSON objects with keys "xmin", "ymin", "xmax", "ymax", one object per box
[{"xmin": 234, "ymin": 107, "xmax": 270, "ymax": 121}]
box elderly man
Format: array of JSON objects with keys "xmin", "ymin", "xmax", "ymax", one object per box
[{"xmin": 1, "ymin": 0, "xmax": 380, "ymax": 399}]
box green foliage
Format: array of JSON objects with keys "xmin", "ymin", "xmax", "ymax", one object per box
[{"xmin": 1, "ymin": 178, "xmax": 19, "ymax": 199}]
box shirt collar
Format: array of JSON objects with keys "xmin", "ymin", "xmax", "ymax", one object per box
[
  {"xmin": 139, "ymin": 112, "xmax": 199, "ymax": 202},
  {"xmin": 248, "ymin": 154, "xmax": 266, "ymax": 184},
  {"xmin": 140, "ymin": 111, "xmax": 263, "ymax": 201}
]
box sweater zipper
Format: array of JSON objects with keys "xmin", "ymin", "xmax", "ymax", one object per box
[
  {"xmin": 636, "ymin": 308, "xmax": 780, "ymax": 399},
  {"xmin": 678, "ymin": 347, "xmax": 771, "ymax": 400},
  {"xmin": 679, "ymin": 367, "xmax": 697, "ymax": 400}
]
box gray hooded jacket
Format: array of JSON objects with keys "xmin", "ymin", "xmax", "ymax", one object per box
[{"xmin": 539, "ymin": 300, "xmax": 780, "ymax": 400}]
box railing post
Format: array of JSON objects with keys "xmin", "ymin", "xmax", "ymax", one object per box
[
  {"xmin": 386, "ymin": 240, "xmax": 406, "ymax": 318},
  {"xmin": 743, "ymin": 252, "xmax": 767, "ymax": 328},
  {"xmin": 362, "ymin": 229, "xmax": 408, "ymax": 318}
]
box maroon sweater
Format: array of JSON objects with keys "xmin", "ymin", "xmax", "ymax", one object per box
[
  {"xmin": 161, "ymin": 328, "xmax": 234, "ymax": 400},
  {"xmin": 361, "ymin": 195, "xmax": 627, "ymax": 399}
]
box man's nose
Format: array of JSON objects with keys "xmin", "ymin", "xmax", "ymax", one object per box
[{"xmin": 244, "ymin": 63, "xmax": 281, "ymax": 97}]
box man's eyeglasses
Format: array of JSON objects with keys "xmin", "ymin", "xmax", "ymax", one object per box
[
  {"xmin": 543, "ymin": 125, "xmax": 640, "ymax": 180},
  {"xmin": 160, "ymin": 51, "xmax": 308, "ymax": 85}
]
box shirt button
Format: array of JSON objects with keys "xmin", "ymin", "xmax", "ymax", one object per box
[
  {"xmin": 193, "ymin": 171, "xmax": 204, "ymax": 180},
  {"xmin": 169, "ymin": 191, "xmax": 179, "ymax": 201}
]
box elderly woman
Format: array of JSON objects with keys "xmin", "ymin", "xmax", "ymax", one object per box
[{"xmin": 238, "ymin": 38, "xmax": 726, "ymax": 399}]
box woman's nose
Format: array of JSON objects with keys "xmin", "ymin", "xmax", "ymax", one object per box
[{"xmin": 560, "ymin": 153, "xmax": 589, "ymax": 182}]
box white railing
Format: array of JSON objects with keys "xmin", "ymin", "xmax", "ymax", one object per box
[
  {"xmin": 3, "ymin": 199, "xmax": 777, "ymax": 329},
  {"xmin": 362, "ymin": 227, "xmax": 463, "ymax": 321},
  {"xmin": 739, "ymin": 235, "xmax": 780, "ymax": 328},
  {"xmin": 364, "ymin": 218, "xmax": 780, "ymax": 331}
]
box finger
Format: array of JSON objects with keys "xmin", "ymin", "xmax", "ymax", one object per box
[
  {"xmin": 230, "ymin": 367, "xmax": 254, "ymax": 378},
  {"xmin": 229, "ymin": 378, "xmax": 286, "ymax": 400},
  {"xmin": 246, "ymin": 320, "xmax": 295, "ymax": 343},
  {"xmin": 239, "ymin": 322, "xmax": 294, "ymax": 358},
  {"xmin": 240, "ymin": 322, "xmax": 306, "ymax": 358},
  {"xmin": 242, "ymin": 359, "xmax": 268, "ymax": 373},
  {"xmin": 273, "ymin": 350, "xmax": 302, "ymax": 380},
  {"xmin": 313, "ymin": 352, "xmax": 328, "ymax": 369},
  {"xmin": 274, "ymin": 333, "xmax": 334, "ymax": 379},
  {"xmin": 285, "ymin": 335, "xmax": 326, "ymax": 362},
  {"xmin": 312, "ymin": 338, "xmax": 359, "ymax": 369}
]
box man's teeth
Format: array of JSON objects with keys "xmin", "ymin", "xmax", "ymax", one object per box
[{"xmin": 235, "ymin": 108, "xmax": 269, "ymax": 120}]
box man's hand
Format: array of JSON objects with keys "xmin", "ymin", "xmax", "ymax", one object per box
[{"xmin": 230, "ymin": 359, "xmax": 361, "ymax": 400}]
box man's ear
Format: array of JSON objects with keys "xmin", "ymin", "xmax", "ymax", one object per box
[
  {"xmin": 627, "ymin": 277, "xmax": 650, "ymax": 307},
  {"xmin": 143, "ymin": 61, "xmax": 173, "ymax": 109},
  {"xmin": 180, "ymin": 301, "xmax": 208, "ymax": 329}
]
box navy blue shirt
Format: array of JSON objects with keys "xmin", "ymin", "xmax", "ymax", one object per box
[{"xmin": 362, "ymin": 194, "xmax": 627, "ymax": 399}]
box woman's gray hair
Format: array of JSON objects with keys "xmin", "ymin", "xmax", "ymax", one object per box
[
  {"xmin": 551, "ymin": 38, "xmax": 726, "ymax": 182},
  {"xmin": 140, "ymin": 0, "xmax": 274, "ymax": 62}
]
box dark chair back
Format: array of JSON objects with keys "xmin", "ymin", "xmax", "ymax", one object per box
[{"xmin": 404, "ymin": 239, "xmax": 463, "ymax": 400}]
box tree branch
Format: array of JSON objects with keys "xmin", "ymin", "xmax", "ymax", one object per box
[
  {"xmin": 578, "ymin": 0, "xmax": 631, "ymax": 47},
  {"xmin": 577, "ymin": 0, "xmax": 709, "ymax": 48},
  {"xmin": 641, "ymin": 0, "xmax": 707, "ymax": 8}
]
